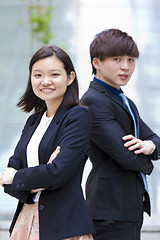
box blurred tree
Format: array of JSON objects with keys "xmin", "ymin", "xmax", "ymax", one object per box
[{"xmin": 28, "ymin": 0, "xmax": 54, "ymax": 53}]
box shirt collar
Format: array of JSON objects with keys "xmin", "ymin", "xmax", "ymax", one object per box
[{"xmin": 93, "ymin": 77, "xmax": 123, "ymax": 99}]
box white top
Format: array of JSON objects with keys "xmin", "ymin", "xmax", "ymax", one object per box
[{"xmin": 27, "ymin": 111, "xmax": 54, "ymax": 201}]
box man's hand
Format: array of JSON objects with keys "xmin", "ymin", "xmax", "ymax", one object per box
[{"xmin": 122, "ymin": 134, "xmax": 155, "ymax": 155}]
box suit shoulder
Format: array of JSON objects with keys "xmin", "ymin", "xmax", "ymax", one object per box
[
  {"xmin": 81, "ymin": 89, "xmax": 112, "ymax": 110},
  {"xmin": 81, "ymin": 89, "xmax": 102, "ymax": 105}
]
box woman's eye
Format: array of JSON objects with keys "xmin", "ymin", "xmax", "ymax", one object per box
[
  {"xmin": 35, "ymin": 74, "xmax": 41, "ymax": 77},
  {"xmin": 51, "ymin": 73, "xmax": 60, "ymax": 77}
]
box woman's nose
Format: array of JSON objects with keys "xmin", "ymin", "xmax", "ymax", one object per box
[{"xmin": 42, "ymin": 77, "xmax": 52, "ymax": 85}]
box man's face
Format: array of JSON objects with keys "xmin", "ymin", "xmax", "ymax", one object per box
[{"xmin": 93, "ymin": 56, "xmax": 136, "ymax": 90}]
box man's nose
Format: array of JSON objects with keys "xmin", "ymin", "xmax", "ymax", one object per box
[{"xmin": 120, "ymin": 61, "xmax": 129, "ymax": 70}]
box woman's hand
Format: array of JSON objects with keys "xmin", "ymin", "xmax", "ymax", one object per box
[
  {"xmin": 122, "ymin": 134, "xmax": 155, "ymax": 155},
  {"xmin": 0, "ymin": 167, "xmax": 17, "ymax": 186},
  {"xmin": 31, "ymin": 188, "xmax": 45, "ymax": 193},
  {"xmin": 0, "ymin": 147, "xmax": 61, "ymax": 189},
  {"xmin": 48, "ymin": 146, "xmax": 61, "ymax": 164}
]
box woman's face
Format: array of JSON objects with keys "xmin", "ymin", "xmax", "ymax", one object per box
[{"xmin": 31, "ymin": 56, "xmax": 74, "ymax": 111}]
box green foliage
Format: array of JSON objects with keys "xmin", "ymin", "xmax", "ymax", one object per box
[{"xmin": 29, "ymin": 5, "xmax": 54, "ymax": 45}]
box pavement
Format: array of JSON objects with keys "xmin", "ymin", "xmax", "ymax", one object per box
[
  {"xmin": 0, "ymin": 223, "xmax": 160, "ymax": 240},
  {"xmin": 0, "ymin": 213, "xmax": 160, "ymax": 240}
]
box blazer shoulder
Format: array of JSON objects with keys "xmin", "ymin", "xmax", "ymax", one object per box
[
  {"xmin": 25, "ymin": 112, "xmax": 42, "ymax": 126},
  {"xmin": 21, "ymin": 111, "xmax": 43, "ymax": 134},
  {"xmin": 67, "ymin": 105, "xmax": 91, "ymax": 121}
]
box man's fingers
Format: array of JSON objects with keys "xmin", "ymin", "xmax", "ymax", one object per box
[{"xmin": 122, "ymin": 134, "xmax": 135, "ymax": 141}]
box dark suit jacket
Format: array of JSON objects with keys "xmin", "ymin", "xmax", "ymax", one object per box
[
  {"xmin": 4, "ymin": 104, "xmax": 95, "ymax": 240},
  {"xmin": 81, "ymin": 81, "xmax": 160, "ymax": 222}
]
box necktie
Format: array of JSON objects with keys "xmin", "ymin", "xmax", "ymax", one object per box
[{"xmin": 119, "ymin": 92, "xmax": 149, "ymax": 194}]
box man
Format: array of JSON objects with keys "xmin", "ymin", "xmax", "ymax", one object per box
[{"xmin": 81, "ymin": 29, "xmax": 160, "ymax": 240}]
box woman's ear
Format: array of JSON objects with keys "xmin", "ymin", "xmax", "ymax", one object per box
[
  {"xmin": 92, "ymin": 57, "xmax": 100, "ymax": 70},
  {"xmin": 67, "ymin": 71, "xmax": 75, "ymax": 86}
]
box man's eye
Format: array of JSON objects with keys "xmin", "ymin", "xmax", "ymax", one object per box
[{"xmin": 129, "ymin": 58, "xmax": 135, "ymax": 62}]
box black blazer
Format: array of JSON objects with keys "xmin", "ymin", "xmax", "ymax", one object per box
[
  {"xmin": 81, "ymin": 81, "xmax": 160, "ymax": 222},
  {"xmin": 4, "ymin": 104, "xmax": 95, "ymax": 240}
]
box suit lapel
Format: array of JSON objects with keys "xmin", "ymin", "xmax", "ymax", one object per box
[
  {"xmin": 90, "ymin": 81, "xmax": 128, "ymax": 110},
  {"xmin": 129, "ymin": 99, "xmax": 140, "ymax": 137},
  {"xmin": 90, "ymin": 81, "xmax": 140, "ymax": 137}
]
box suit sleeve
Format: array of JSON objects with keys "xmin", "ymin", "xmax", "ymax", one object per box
[
  {"xmin": 82, "ymin": 95, "xmax": 155, "ymax": 174},
  {"xmin": 7, "ymin": 106, "xmax": 91, "ymax": 192},
  {"xmin": 139, "ymin": 117, "xmax": 160, "ymax": 160}
]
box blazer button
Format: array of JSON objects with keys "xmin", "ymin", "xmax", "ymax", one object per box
[
  {"xmin": 16, "ymin": 184, "xmax": 20, "ymax": 189},
  {"xmin": 39, "ymin": 204, "xmax": 44, "ymax": 211},
  {"xmin": 21, "ymin": 184, "xmax": 25, "ymax": 188}
]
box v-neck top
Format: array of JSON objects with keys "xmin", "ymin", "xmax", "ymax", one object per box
[{"xmin": 26, "ymin": 111, "xmax": 54, "ymax": 201}]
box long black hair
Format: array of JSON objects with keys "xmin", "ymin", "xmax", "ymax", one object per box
[{"xmin": 17, "ymin": 45, "xmax": 79, "ymax": 113}]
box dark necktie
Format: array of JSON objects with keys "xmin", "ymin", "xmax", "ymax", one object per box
[{"xmin": 119, "ymin": 92, "xmax": 149, "ymax": 193}]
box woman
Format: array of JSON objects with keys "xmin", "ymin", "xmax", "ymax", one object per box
[{"xmin": 0, "ymin": 46, "xmax": 95, "ymax": 240}]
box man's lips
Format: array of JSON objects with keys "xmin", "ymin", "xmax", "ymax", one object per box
[
  {"xmin": 119, "ymin": 74, "xmax": 129, "ymax": 80},
  {"xmin": 40, "ymin": 88, "xmax": 55, "ymax": 92}
]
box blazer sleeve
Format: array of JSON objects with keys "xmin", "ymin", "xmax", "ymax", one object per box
[
  {"xmin": 7, "ymin": 106, "xmax": 92, "ymax": 192},
  {"xmin": 7, "ymin": 114, "xmax": 34, "ymax": 170},
  {"xmin": 4, "ymin": 114, "xmax": 38, "ymax": 203},
  {"xmin": 83, "ymin": 95, "xmax": 154, "ymax": 174}
]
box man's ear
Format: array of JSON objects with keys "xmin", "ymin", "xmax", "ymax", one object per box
[
  {"xmin": 92, "ymin": 57, "xmax": 100, "ymax": 70},
  {"xmin": 67, "ymin": 71, "xmax": 75, "ymax": 86}
]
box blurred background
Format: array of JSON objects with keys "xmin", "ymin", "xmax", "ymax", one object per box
[{"xmin": 0, "ymin": 0, "xmax": 160, "ymax": 230}]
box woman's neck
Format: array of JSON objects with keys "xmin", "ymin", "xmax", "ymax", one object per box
[{"xmin": 46, "ymin": 99, "xmax": 62, "ymax": 118}]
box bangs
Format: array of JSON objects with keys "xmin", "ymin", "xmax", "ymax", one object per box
[
  {"xmin": 90, "ymin": 29, "xmax": 139, "ymax": 62},
  {"xmin": 90, "ymin": 29, "xmax": 139, "ymax": 75},
  {"xmin": 103, "ymin": 37, "xmax": 139, "ymax": 59}
]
